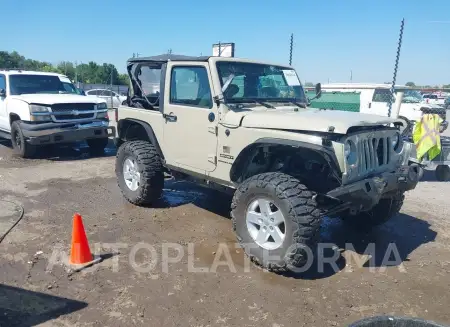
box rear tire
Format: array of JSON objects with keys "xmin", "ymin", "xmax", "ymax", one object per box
[
  {"xmin": 11, "ymin": 121, "xmax": 37, "ymax": 158},
  {"xmin": 116, "ymin": 140, "xmax": 164, "ymax": 206},
  {"xmin": 340, "ymin": 192, "xmax": 405, "ymax": 231},
  {"xmin": 231, "ymin": 172, "xmax": 322, "ymax": 272},
  {"xmin": 87, "ymin": 138, "xmax": 109, "ymax": 154}
]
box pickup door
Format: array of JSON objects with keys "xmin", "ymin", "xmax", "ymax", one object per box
[
  {"xmin": 162, "ymin": 61, "xmax": 218, "ymax": 173},
  {"xmin": 0, "ymin": 74, "xmax": 8, "ymax": 131}
]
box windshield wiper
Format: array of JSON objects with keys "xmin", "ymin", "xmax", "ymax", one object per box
[
  {"xmin": 264, "ymin": 98, "xmax": 307, "ymax": 109},
  {"xmin": 226, "ymin": 98, "xmax": 276, "ymax": 109},
  {"xmin": 253, "ymin": 100, "xmax": 277, "ymax": 109}
]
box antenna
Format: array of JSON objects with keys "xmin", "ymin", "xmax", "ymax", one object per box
[{"xmin": 289, "ymin": 33, "xmax": 293, "ymax": 66}]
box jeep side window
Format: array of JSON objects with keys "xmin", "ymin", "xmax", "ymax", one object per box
[
  {"xmin": 170, "ymin": 66, "xmax": 212, "ymax": 108},
  {"xmin": 372, "ymin": 89, "xmax": 393, "ymax": 103}
]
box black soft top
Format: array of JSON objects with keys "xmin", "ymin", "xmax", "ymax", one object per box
[{"xmin": 127, "ymin": 54, "xmax": 210, "ymax": 64}]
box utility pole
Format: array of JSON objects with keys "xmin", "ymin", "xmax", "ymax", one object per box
[
  {"xmin": 218, "ymin": 42, "xmax": 221, "ymax": 57},
  {"xmin": 168, "ymin": 49, "xmax": 172, "ymax": 54},
  {"xmin": 350, "ymin": 70, "xmax": 353, "ymax": 82},
  {"xmin": 74, "ymin": 61, "xmax": 78, "ymax": 84},
  {"xmin": 110, "ymin": 68, "xmax": 113, "ymax": 110},
  {"xmin": 289, "ymin": 33, "xmax": 293, "ymax": 66}
]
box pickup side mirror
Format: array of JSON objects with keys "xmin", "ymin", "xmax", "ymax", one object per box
[
  {"xmin": 0, "ymin": 88, "xmax": 6, "ymax": 97},
  {"xmin": 315, "ymin": 83, "xmax": 322, "ymax": 99}
]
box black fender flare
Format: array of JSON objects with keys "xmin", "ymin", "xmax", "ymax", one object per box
[
  {"xmin": 229, "ymin": 137, "xmax": 341, "ymax": 183},
  {"xmin": 117, "ymin": 118, "xmax": 164, "ymax": 159}
]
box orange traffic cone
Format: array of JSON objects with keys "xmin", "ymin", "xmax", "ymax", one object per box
[{"xmin": 69, "ymin": 213, "xmax": 98, "ymax": 268}]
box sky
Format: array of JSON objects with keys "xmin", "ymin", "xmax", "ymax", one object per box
[{"xmin": 2, "ymin": 0, "xmax": 449, "ymax": 85}]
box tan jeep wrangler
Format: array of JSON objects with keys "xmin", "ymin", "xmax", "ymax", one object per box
[{"xmin": 115, "ymin": 54, "xmax": 420, "ymax": 271}]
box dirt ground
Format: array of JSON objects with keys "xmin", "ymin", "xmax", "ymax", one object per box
[{"xmin": 1, "ymin": 139, "xmax": 450, "ymax": 327}]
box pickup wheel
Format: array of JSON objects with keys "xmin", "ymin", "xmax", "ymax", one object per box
[
  {"xmin": 116, "ymin": 140, "xmax": 164, "ymax": 206},
  {"xmin": 11, "ymin": 121, "xmax": 36, "ymax": 158},
  {"xmin": 231, "ymin": 172, "xmax": 322, "ymax": 272},
  {"xmin": 340, "ymin": 192, "xmax": 405, "ymax": 231},
  {"xmin": 87, "ymin": 138, "xmax": 109, "ymax": 154}
]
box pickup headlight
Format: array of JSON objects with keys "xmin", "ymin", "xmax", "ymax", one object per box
[
  {"xmin": 97, "ymin": 102, "xmax": 107, "ymax": 110},
  {"xmin": 96, "ymin": 102, "xmax": 108, "ymax": 119},
  {"xmin": 29, "ymin": 104, "xmax": 52, "ymax": 122},
  {"xmin": 345, "ymin": 140, "xmax": 357, "ymax": 165}
]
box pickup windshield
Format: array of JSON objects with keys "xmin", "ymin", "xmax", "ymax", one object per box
[
  {"xmin": 9, "ymin": 74, "xmax": 69, "ymax": 95},
  {"xmin": 216, "ymin": 61, "xmax": 307, "ymax": 106},
  {"xmin": 395, "ymin": 89, "xmax": 423, "ymax": 103}
]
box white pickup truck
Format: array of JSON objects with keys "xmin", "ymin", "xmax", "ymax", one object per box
[{"xmin": 0, "ymin": 70, "xmax": 115, "ymax": 158}]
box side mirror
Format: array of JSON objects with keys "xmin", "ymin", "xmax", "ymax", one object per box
[
  {"xmin": 0, "ymin": 88, "xmax": 6, "ymax": 97},
  {"xmin": 315, "ymin": 83, "xmax": 322, "ymax": 99}
]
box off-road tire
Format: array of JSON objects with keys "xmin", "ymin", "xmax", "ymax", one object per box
[
  {"xmin": 116, "ymin": 140, "xmax": 164, "ymax": 206},
  {"xmin": 435, "ymin": 165, "xmax": 450, "ymax": 182},
  {"xmin": 231, "ymin": 172, "xmax": 322, "ymax": 272},
  {"xmin": 87, "ymin": 138, "xmax": 109, "ymax": 154},
  {"xmin": 341, "ymin": 192, "xmax": 405, "ymax": 231},
  {"xmin": 11, "ymin": 121, "xmax": 37, "ymax": 158}
]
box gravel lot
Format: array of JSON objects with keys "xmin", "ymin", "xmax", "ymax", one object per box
[{"xmin": 1, "ymin": 137, "xmax": 450, "ymax": 327}]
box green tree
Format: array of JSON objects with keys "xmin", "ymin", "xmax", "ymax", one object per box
[
  {"xmin": 0, "ymin": 50, "xmax": 129, "ymax": 85},
  {"xmin": 57, "ymin": 61, "xmax": 75, "ymax": 80},
  {"xmin": 405, "ymin": 81, "xmax": 416, "ymax": 87},
  {"xmin": 304, "ymin": 82, "xmax": 314, "ymax": 87}
]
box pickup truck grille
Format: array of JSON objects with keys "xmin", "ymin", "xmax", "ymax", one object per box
[
  {"xmin": 51, "ymin": 103, "xmax": 96, "ymax": 121},
  {"xmin": 357, "ymin": 136, "xmax": 390, "ymax": 175}
]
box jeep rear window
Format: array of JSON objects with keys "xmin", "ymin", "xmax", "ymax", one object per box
[
  {"xmin": 216, "ymin": 61, "xmax": 306, "ymax": 104},
  {"xmin": 9, "ymin": 74, "xmax": 66, "ymax": 95}
]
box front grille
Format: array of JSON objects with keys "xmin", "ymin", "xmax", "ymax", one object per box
[
  {"xmin": 51, "ymin": 103, "xmax": 96, "ymax": 121},
  {"xmin": 357, "ymin": 136, "xmax": 390, "ymax": 175}
]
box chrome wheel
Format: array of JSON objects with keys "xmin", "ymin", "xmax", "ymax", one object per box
[
  {"xmin": 123, "ymin": 157, "xmax": 141, "ymax": 191},
  {"xmin": 246, "ymin": 198, "xmax": 286, "ymax": 250}
]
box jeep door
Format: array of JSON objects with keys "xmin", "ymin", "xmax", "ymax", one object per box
[{"xmin": 163, "ymin": 62, "xmax": 218, "ymax": 172}]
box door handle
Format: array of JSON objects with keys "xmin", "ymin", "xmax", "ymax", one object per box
[{"xmin": 163, "ymin": 112, "xmax": 177, "ymax": 122}]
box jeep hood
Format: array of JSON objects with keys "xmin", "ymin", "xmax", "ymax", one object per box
[
  {"xmin": 224, "ymin": 108, "xmax": 401, "ymax": 134},
  {"xmin": 10, "ymin": 94, "xmax": 107, "ymax": 105}
]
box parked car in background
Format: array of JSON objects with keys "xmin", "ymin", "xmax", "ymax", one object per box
[
  {"xmin": 444, "ymin": 97, "xmax": 450, "ymax": 110},
  {"xmin": 422, "ymin": 93, "xmax": 445, "ymax": 105},
  {"xmin": 308, "ymin": 83, "xmax": 446, "ymax": 123},
  {"xmin": 0, "ymin": 70, "xmax": 113, "ymax": 158},
  {"xmin": 85, "ymin": 88, "xmax": 126, "ymax": 108}
]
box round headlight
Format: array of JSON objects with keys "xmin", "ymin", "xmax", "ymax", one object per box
[
  {"xmin": 344, "ymin": 141, "xmax": 351, "ymax": 157},
  {"xmin": 392, "ymin": 132, "xmax": 400, "ymax": 151},
  {"xmin": 345, "ymin": 140, "xmax": 357, "ymax": 165}
]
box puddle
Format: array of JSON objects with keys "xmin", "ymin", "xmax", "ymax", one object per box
[
  {"xmin": 320, "ymin": 216, "xmax": 344, "ymax": 242},
  {"xmin": 162, "ymin": 188, "xmax": 205, "ymax": 207}
]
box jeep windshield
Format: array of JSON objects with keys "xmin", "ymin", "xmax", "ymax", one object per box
[
  {"xmin": 9, "ymin": 74, "xmax": 69, "ymax": 95},
  {"xmin": 216, "ymin": 61, "xmax": 307, "ymax": 108}
]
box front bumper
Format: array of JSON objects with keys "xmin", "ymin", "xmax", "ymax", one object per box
[
  {"xmin": 327, "ymin": 164, "xmax": 420, "ymax": 210},
  {"xmin": 20, "ymin": 120, "xmax": 115, "ymax": 145}
]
